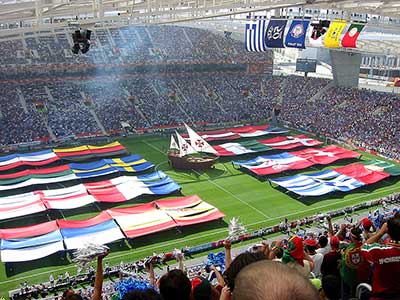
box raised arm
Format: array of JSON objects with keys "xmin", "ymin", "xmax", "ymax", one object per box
[
  {"xmin": 93, "ymin": 250, "xmax": 109, "ymax": 300},
  {"xmin": 223, "ymin": 240, "xmax": 232, "ymax": 269},
  {"xmin": 365, "ymin": 223, "xmax": 387, "ymax": 245}
]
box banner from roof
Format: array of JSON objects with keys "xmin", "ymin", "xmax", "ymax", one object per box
[
  {"xmin": 213, "ymin": 135, "xmax": 322, "ymax": 156},
  {"xmin": 265, "ymin": 19, "xmax": 287, "ymax": 48},
  {"xmin": 341, "ymin": 23, "xmax": 365, "ymax": 48},
  {"xmin": 0, "ymin": 150, "xmax": 59, "ymax": 172},
  {"xmin": 233, "ymin": 145, "xmax": 360, "ymax": 176},
  {"xmin": 309, "ymin": 20, "xmax": 330, "ymax": 47},
  {"xmin": 270, "ymin": 161, "xmax": 394, "ymax": 196},
  {"xmin": 245, "ymin": 16, "xmax": 268, "ymax": 52},
  {"xmin": 324, "ymin": 20, "xmax": 347, "ymax": 48},
  {"xmin": 108, "ymin": 203, "xmax": 176, "ymax": 238},
  {"xmin": 193, "ymin": 125, "xmax": 287, "ymax": 142},
  {"xmin": 285, "ymin": 19, "xmax": 310, "ymax": 49}
]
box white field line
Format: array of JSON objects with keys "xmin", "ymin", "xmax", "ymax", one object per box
[{"xmin": 143, "ymin": 140, "xmax": 271, "ymax": 219}]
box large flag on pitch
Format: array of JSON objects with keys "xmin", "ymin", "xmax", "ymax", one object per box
[
  {"xmin": 324, "ymin": 20, "xmax": 347, "ymax": 48},
  {"xmin": 58, "ymin": 213, "xmax": 125, "ymax": 250},
  {"xmin": 107, "ymin": 203, "xmax": 176, "ymax": 238},
  {"xmin": 285, "ymin": 19, "xmax": 310, "ymax": 49},
  {"xmin": 194, "ymin": 125, "xmax": 287, "ymax": 142},
  {"xmin": 233, "ymin": 145, "xmax": 359, "ymax": 176},
  {"xmin": 0, "ymin": 150, "xmax": 59, "ymax": 172},
  {"xmin": 341, "ymin": 23, "xmax": 365, "ymax": 48},
  {"xmin": 245, "ymin": 16, "xmax": 268, "ymax": 52},
  {"xmin": 270, "ymin": 161, "xmax": 393, "ymax": 197},
  {"xmin": 234, "ymin": 152, "xmax": 313, "ymax": 175},
  {"xmin": 213, "ymin": 135, "xmax": 322, "ymax": 156},
  {"xmin": 309, "ymin": 20, "xmax": 330, "ymax": 47},
  {"xmin": 265, "ymin": 19, "xmax": 287, "ymax": 48}
]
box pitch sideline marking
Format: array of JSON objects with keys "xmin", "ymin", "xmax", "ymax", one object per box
[
  {"xmin": 1, "ymin": 184, "xmax": 399, "ymax": 286},
  {"xmin": 143, "ymin": 140, "xmax": 271, "ymax": 219}
]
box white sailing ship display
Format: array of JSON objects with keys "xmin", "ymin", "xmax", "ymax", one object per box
[{"xmin": 168, "ymin": 124, "xmax": 219, "ymax": 170}]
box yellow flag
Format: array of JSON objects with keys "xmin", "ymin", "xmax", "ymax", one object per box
[{"xmin": 324, "ymin": 20, "xmax": 347, "ymax": 48}]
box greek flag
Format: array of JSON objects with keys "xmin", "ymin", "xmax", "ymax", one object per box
[{"xmin": 245, "ymin": 16, "xmax": 268, "ymax": 52}]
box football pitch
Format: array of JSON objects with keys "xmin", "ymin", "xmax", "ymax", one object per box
[{"xmin": 0, "ymin": 134, "xmax": 399, "ymax": 295}]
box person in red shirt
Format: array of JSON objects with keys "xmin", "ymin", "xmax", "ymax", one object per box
[
  {"xmin": 361, "ymin": 214, "xmax": 400, "ymax": 300},
  {"xmin": 321, "ymin": 236, "xmax": 341, "ymax": 278}
]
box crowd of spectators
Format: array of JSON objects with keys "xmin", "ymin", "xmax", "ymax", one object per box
[
  {"xmin": 279, "ymin": 80, "xmax": 400, "ymax": 159},
  {"xmin": 0, "ymin": 26, "xmax": 271, "ymax": 67},
  {"xmin": 11, "ymin": 194, "xmax": 400, "ymax": 300},
  {"xmin": 0, "ymin": 26, "xmax": 398, "ymax": 159},
  {"xmin": 0, "ymin": 72, "xmax": 399, "ymax": 161}
]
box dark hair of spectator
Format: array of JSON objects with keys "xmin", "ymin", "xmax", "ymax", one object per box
[
  {"xmin": 350, "ymin": 227, "xmax": 362, "ymax": 241},
  {"xmin": 387, "ymin": 214, "xmax": 400, "ymax": 241},
  {"xmin": 223, "ymin": 251, "xmax": 267, "ymax": 291},
  {"xmin": 321, "ymin": 275, "xmax": 341, "ymax": 300},
  {"xmin": 159, "ymin": 269, "xmax": 191, "ymax": 300},
  {"xmin": 318, "ymin": 235, "xmax": 328, "ymax": 248}
]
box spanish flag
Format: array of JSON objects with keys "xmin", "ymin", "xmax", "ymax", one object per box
[{"xmin": 324, "ymin": 20, "xmax": 347, "ymax": 48}]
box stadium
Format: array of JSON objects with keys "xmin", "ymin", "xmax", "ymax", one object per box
[{"xmin": 0, "ymin": 0, "xmax": 399, "ymax": 299}]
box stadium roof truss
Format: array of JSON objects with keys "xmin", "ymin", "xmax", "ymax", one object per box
[
  {"xmin": 0, "ymin": 0, "xmax": 399, "ymax": 56},
  {"xmin": 1, "ymin": 0, "xmax": 400, "ymax": 29}
]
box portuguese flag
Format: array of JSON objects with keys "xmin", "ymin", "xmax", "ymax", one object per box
[{"xmin": 341, "ymin": 23, "xmax": 365, "ymax": 48}]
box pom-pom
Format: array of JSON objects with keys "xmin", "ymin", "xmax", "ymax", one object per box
[
  {"xmin": 172, "ymin": 248, "xmax": 183, "ymax": 260},
  {"xmin": 114, "ymin": 277, "xmax": 153, "ymax": 299},
  {"xmin": 206, "ymin": 251, "xmax": 225, "ymax": 272},
  {"xmin": 72, "ymin": 243, "xmax": 109, "ymax": 272},
  {"xmin": 226, "ymin": 217, "xmax": 246, "ymax": 241}
]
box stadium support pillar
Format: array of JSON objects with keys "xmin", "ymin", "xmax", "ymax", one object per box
[{"xmin": 329, "ymin": 50, "xmax": 361, "ymax": 88}]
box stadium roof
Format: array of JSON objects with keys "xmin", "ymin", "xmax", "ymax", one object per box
[
  {"xmin": 0, "ymin": 0, "xmax": 399, "ymax": 56},
  {"xmin": 1, "ymin": 0, "xmax": 400, "ymax": 28}
]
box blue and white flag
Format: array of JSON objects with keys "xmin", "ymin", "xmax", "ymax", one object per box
[
  {"xmin": 265, "ymin": 19, "xmax": 287, "ymax": 48},
  {"xmin": 244, "ymin": 16, "xmax": 268, "ymax": 52},
  {"xmin": 285, "ymin": 19, "xmax": 310, "ymax": 49}
]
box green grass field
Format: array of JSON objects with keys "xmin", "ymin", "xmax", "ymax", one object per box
[{"xmin": 0, "ymin": 133, "xmax": 399, "ymax": 296}]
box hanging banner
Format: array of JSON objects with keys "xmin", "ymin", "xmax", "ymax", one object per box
[
  {"xmin": 341, "ymin": 23, "xmax": 365, "ymax": 48},
  {"xmin": 265, "ymin": 19, "xmax": 287, "ymax": 48},
  {"xmin": 308, "ymin": 20, "xmax": 330, "ymax": 47},
  {"xmin": 244, "ymin": 16, "xmax": 268, "ymax": 52},
  {"xmin": 324, "ymin": 20, "xmax": 348, "ymax": 48},
  {"xmin": 285, "ymin": 19, "xmax": 310, "ymax": 49}
]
